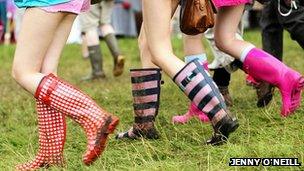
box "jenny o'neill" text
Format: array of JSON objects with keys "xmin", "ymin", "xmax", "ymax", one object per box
[{"xmin": 229, "ymin": 158, "xmax": 301, "ymax": 166}]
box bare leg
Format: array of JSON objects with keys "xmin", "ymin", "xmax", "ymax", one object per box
[
  {"xmin": 142, "ymin": 0, "xmax": 184, "ymax": 78},
  {"xmin": 81, "ymin": 34, "xmax": 89, "ymax": 59},
  {"xmin": 214, "ymin": 5, "xmax": 253, "ymax": 59},
  {"xmin": 41, "ymin": 14, "xmax": 76, "ymax": 74},
  {"xmin": 12, "ymin": 8, "xmax": 66, "ymax": 94},
  {"xmin": 182, "ymin": 34, "xmax": 205, "ymax": 56},
  {"xmin": 138, "ymin": 25, "xmax": 158, "ymax": 68}
]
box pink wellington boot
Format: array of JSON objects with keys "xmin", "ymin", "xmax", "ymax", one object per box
[
  {"xmin": 172, "ymin": 61, "xmax": 210, "ymax": 124},
  {"xmin": 243, "ymin": 48, "xmax": 304, "ymax": 117}
]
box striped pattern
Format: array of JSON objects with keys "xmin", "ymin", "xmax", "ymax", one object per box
[
  {"xmin": 116, "ymin": 68, "xmax": 161, "ymax": 139},
  {"xmin": 131, "ymin": 69, "xmax": 161, "ymax": 119},
  {"xmin": 173, "ymin": 60, "xmax": 227, "ymax": 122},
  {"xmin": 16, "ymin": 100, "xmax": 66, "ymax": 171},
  {"xmin": 34, "ymin": 73, "xmax": 118, "ymax": 165}
]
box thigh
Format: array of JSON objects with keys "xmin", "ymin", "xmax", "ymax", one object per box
[
  {"xmin": 41, "ymin": 13, "xmax": 77, "ymax": 74},
  {"xmin": 215, "ymin": 5, "xmax": 253, "ymax": 59},
  {"xmin": 12, "ymin": 8, "xmax": 66, "ymax": 93},
  {"xmin": 142, "ymin": 0, "xmax": 178, "ymax": 56},
  {"xmin": 13, "ymin": 8, "xmax": 65, "ymax": 74}
]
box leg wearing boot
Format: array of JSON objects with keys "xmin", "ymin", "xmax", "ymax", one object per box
[
  {"xmin": 174, "ymin": 60, "xmax": 239, "ymax": 145},
  {"xmin": 35, "ymin": 74, "xmax": 119, "ymax": 165},
  {"xmin": 141, "ymin": 0, "xmax": 238, "ymax": 145},
  {"xmin": 172, "ymin": 53, "xmax": 210, "ymax": 124},
  {"xmin": 16, "ymin": 100, "xmax": 66, "ymax": 171},
  {"xmin": 104, "ymin": 33, "xmax": 125, "ymax": 77},
  {"xmin": 82, "ymin": 45, "xmax": 106, "ymax": 81},
  {"xmin": 116, "ymin": 68, "xmax": 161, "ymax": 139},
  {"xmin": 241, "ymin": 46, "xmax": 304, "ymax": 116},
  {"xmin": 100, "ymin": 1, "xmax": 125, "ymax": 77},
  {"xmin": 214, "ymin": 5, "xmax": 304, "ymax": 116}
]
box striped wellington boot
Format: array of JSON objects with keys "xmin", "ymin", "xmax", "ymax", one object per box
[
  {"xmin": 172, "ymin": 60, "xmax": 210, "ymax": 124},
  {"xmin": 173, "ymin": 60, "xmax": 239, "ymax": 145},
  {"xmin": 16, "ymin": 100, "xmax": 66, "ymax": 171},
  {"xmin": 34, "ymin": 74, "xmax": 119, "ymax": 165},
  {"xmin": 116, "ymin": 68, "xmax": 161, "ymax": 139}
]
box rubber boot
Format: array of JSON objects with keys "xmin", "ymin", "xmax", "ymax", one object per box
[
  {"xmin": 82, "ymin": 45, "xmax": 106, "ymax": 81},
  {"xmin": 243, "ymin": 48, "xmax": 304, "ymax": 116},
  {"xmin": 174, "ymin": 60, "xmax": 239, "ymax": 145},
  {"xmin": 172, "ymin": 61, "xmax": 210, "ymax": 124},
  {"xmin": 16, "ymin": 100, "xmax": 66, "ymax": 170},
  {"xmin": 116, "ymin": 68, "xmax": 161, "ymax": 139},
  {"xmin": 35, "ymin": 74, "xmax": 119, "ymax": 165}
]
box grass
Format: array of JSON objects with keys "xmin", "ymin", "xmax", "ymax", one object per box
[{"xmin": 0, "ymin": 30, "xmax": 304, "ymax": 171}]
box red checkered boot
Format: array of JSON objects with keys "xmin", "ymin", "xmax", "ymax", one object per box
[
  {"xmin": 116, "ymin": 68, "xmax": 161, "ymax": 139},
  {"xmin": 173, "ymin": 60, "xmax": 239, "ymax": 145},
  {"xmin": 34, "ymin": 74, "xmax": 119, "ymax": 165},
  {"xmin": 16, "ymin": 100, "xmax": 66, "ymax": 171}
]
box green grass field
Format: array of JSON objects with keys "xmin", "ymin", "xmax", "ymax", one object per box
[{"xmin": 0, "ymin": 30, "xmax": 304, "ymax": 171}]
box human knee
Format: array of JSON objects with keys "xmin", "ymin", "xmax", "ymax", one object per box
[
  {"xmin": 214, "ymin": 34, "xmax": 233, "ymax": 53},
  {"xmin": 84, "ymin": 28, "xmax": 99, "ymax": 46},
  {"xmin": 100, "ymin": 24, "xmax": 115, "ymax": 36},
  {"xmin": 11, "ymin": 63, "xmax": 28, "ymax": 84}
]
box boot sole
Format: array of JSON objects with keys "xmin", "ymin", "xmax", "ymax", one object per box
[
  {"xmin": 83, "ymin": 116, "xmax": 119, "ymax": 165},
  {"xmin": 207, "ymin": 119, "xmax": 239, "ymax": 146},
  {"xmin": 282, "ymin": 76, "xmax": 304, "ymax": 116}
]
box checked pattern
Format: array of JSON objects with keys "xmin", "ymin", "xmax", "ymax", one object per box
[
  {"xmin": 34, "ymin": 74, "xmax": 118, "ymax": 166},
  {"xmin": 16, "ymin": 100, "xmax": 66, "ymax": 171}
]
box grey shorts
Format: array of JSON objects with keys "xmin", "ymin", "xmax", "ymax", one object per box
[{"xmin": 79, "ymin": 0, "xmax": 114, "ymax": 32}]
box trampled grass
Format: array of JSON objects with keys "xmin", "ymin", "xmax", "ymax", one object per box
[{"xmin": 0, "ymin": 30, "xmax": 304, "ymax": 171}]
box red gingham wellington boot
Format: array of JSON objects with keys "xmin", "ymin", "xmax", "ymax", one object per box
[
  {"xmin": 34, "ymin": 74, "xmax": 119, "ymax": 165},
  {"xmin": 16, "ymin": 100, "xmax": 66, "ymax": 171},
  {"xmin": 173, "ymin": 60, "xmax": 239, "ymax": 145},
  {"xmin": 116, "ymin": 68, "xmax": 161, "ymax": 140}
]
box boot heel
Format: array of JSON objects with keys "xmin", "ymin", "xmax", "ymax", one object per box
[
  {"xmin": 107, "ymin": 116, "xmax": 120, "ymax": 134},
  {"xmin": 227, "ymin": 120, "xmax": 239, "ymax": 134}
]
